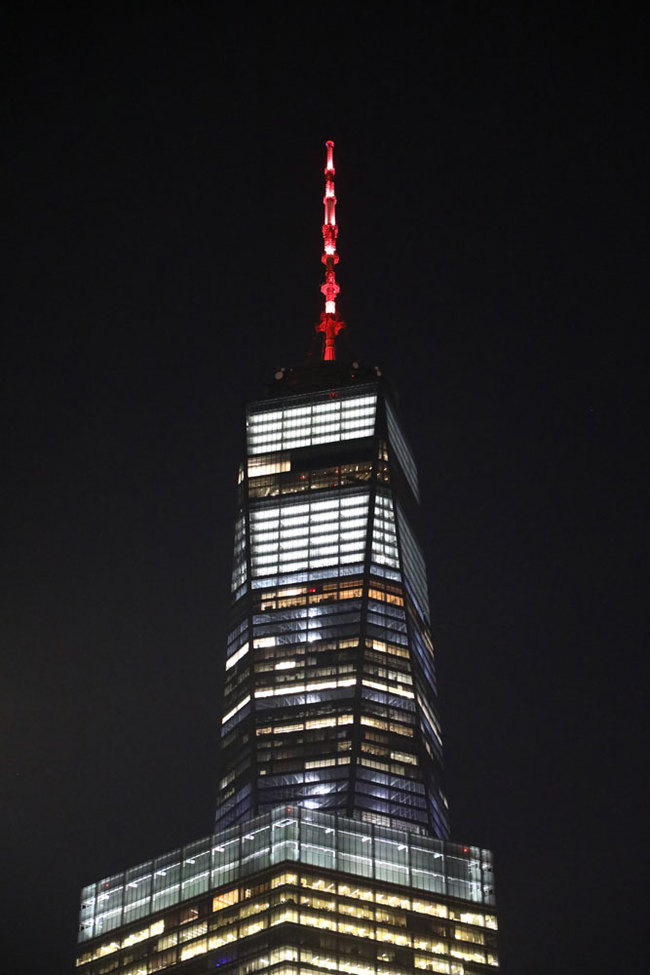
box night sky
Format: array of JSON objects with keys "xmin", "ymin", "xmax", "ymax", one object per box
[{"xmin": 3, "ymin": 6, "xmax": 648, "ymax": 974}]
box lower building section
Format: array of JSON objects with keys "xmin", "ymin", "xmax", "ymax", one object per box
[{"xmin": 77, "ymin": 807, "xmax": 497, "ymax": 974}]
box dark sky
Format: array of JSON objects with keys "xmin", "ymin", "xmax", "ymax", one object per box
[{"xmin": 3, "ymin": 5, "xmax": 648, "ymax": 974}]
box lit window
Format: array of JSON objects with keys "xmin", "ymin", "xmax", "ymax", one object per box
[{"xmin": 212, "ymin": 889, "xmax": 239, "ymax": 912}]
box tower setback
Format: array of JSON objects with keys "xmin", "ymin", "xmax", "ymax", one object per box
[{"xmin": 75, "ymin": 142, "xmax": 498, "ymax": 974}]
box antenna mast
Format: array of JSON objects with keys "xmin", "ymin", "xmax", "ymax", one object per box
[{"xmin": 316, "ymin": 140, "xmax": 345, "ymax": 361}]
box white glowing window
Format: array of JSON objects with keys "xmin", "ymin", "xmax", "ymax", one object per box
[
  {"xmin": 226, "ymin": 642, "xmax": 249, "ymax": 670},
  {"xmin": 254, "ymin": 677, "xmax": 357, "ymax": 699},
  {"xmin": 250, "ymin": 494, "xmax": 370, "ymax": 578},
  {"xmin": 341, "ymin": 541, "xmax": 363, "ymax": 553},
  {"xmin": 221, "ymin": 695, "xmax": 251, "ymax": 725},
  {"xmin": 311, "ymin": 512, "xmax": 336, "ymax": 524},
  {"xmin": 256, "ymin": 542, "xmax": 279, "ymax": 554},
  {"xmin": 310, "ymin": 528, "xmax": 338, "ymax": 541},
  {"xmin": 255, "ymin": 511, "xmax": 280, "ymax": 523},
  {"xmin": 313, "ymin": 499, "xmax": 339, "ymax": 511},
  {"xmin": 341, "ymin": 496, "xmax": 366, "ymax": 508},
  {"xmin": 311, "ymin": 546, "xmax": 339, "ymax": 558},
  {"xmin": 371, "ymin": 493, "xmax": 400, "ymax": 570},
  {"xmin": 362, "ymin": 679, "xmax": 414, "ymax": 700},
  {"xmin": 247, "ymin": 393, "xmax": 378, "ymax": 454}
]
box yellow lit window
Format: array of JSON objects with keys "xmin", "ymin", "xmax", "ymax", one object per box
[
  {"xmin": 240, "ymin": 918, "xmax": 267, "ymax": 937},
  {"xmin": 271, "ymin": 872, "xmax": 298, "ymax": 888},
  {"xmin": 180, "ymin": 938, "xmax": 207, "ymax": 961},
  {"xmin": 300, "ymin": 948, "xmax": 337, "ymax": 970},
  {"xmin": 302, "ymin": 875, "xmax": 336, "ymax": 892},
  {"xmin": 271, "ymin": 948, "xmax": 299, "ymax": 964},
  {"xmin": 277, "ymin": 595, "xmax": 308, "ymax": 608},
  {"xmin": 340, "ymin": 964, "xmax": 375, "ymax": 975},
  {"xmin": 454, "ymin": 927, "xmax": 485, "ymax": 945},
  {"xmin": 361, "ymin": 715, "xmax": 388, "ymax": 730},
  {"xmin": 305, "ymin": 713, "xmax": 353, "ymax": 730},
  {"xmin": 414, "ymin": 938, "xmax": 448, "ymax": 954},
  {"xmin": 414, "ymin": 958, "xmax": 451, "ymax": 973},
  {"xmin": 179, "ymin": 922, "xmax": 207, "ymax": 943},
  {"xmin": 412, "ymin": 899, "xmax": 448, "ymax": 918},
  {"xmin": 208, "ymin": 929, "xmax": 237, "ymax": 948},
  {"xmin": 248, "ymin": 455, "xmax": 291, "ymax": 478},
  {"xmin": 338, "ymin": 883, "xmax": 374, "ymax": 900},
  {"xmin": 391, "ymin": 750, "xmax": 417, "ymax": 764},
  {"xmin": 271, "ymin": 907, "xmax": 299, "ymax": 925},
  {"xmin": 457, "ymin": 911, "xmax": 485, "ymax": 926},
  {"xmin": 339, "ymin": 901, "xmax": 373, "ymax": 921},
  {"xmin": 376, "ymin": 926, "xmax": 411, "ymax": 946},
  {"xmin": 376, "ymin": 891, "xmax": 411, "ymax": 909},
  {"xmin": 239, "ymin": 899, "xmax": 269, "ymax": 918},
  {"xmin": 95, "ymin": 942, "xmax": 120, "ymax": 959},
  {"xmin": 451, "ymin": 946, "xmax": 487, "ymax": 963},
  {"xmin": 338, "ymin": 920, "xmax": 373, "ymax": 938},
  {"xmin": 213, "ymin": 889, "xmax": 239, "ymax": 911},
  {"xmin": 122, "ymin": 928, "xmax": 148, "ymax": 948},
  {"xmin": 301, "ymin": 894, "xmax": 336, "ymax": 912},
  {"xmin": 301, "ymin": 910, "xmax": 336, "ymax": 930}
]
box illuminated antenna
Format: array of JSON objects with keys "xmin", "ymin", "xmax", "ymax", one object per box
[{"xmin": 316, "ymin": 140, "xmax": 345, "ymax": 361}]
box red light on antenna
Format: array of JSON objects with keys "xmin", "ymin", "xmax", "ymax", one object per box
[
  {"xmin": 316, "ymin": 140, "xmax": 345, "ymax": 360},
  {"xmin": 325, "ymin": 140, "xmax": 335, "ymax": 173}
]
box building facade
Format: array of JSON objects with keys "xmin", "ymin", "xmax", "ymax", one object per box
[
  {"xmin": 77, "ymin": 807, "xmax": 497, "ymax": 974},
  {"xmin": 217, "ymin": 361, "xmax": 448, "ymax": 841},
  {"xmin": 75, "ymin": 144, "xmax": 498, "ymax": 974}
]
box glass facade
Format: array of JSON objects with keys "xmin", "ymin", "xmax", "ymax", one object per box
[
  {"xmin": 246, "ymin": 393, "xmax": 378, "ymax": 455},
  {"xmin": 217, "ymin": 371, "xmax": 448, "ymax": 839},
  {"xmin": 77, "ymin": 807, "xmax": 497, "ymax": 975}
]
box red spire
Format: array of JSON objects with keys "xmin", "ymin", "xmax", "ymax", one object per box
[{"xmin": 316, "ymin": 140, "xmax": 345, "ymax": 361}]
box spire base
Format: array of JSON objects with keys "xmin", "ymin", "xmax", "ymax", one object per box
[{"xmin": 316, "ymin": 313, "xmax": 345, "ymax": 362}]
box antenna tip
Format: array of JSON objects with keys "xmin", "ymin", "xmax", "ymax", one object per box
[{"xmin": 325, "ymin": 141, "xmax": 335, "ymax": 174}]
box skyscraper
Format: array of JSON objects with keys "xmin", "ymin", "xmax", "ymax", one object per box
[{"xmin": 75, "ymin": 142, "xmax": 498, "ymax": 975}]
